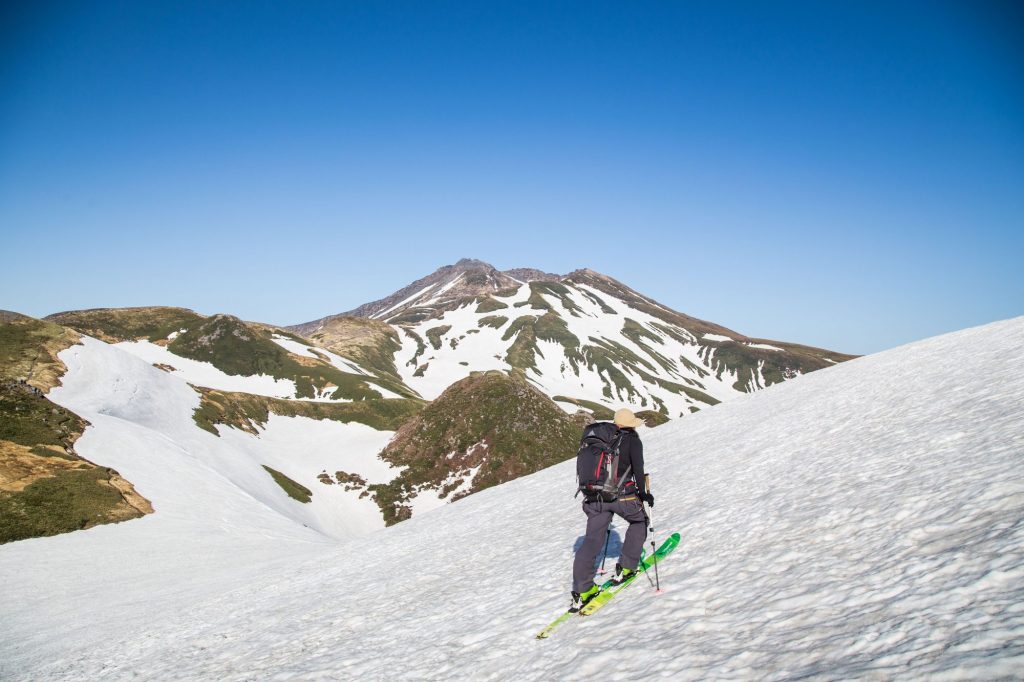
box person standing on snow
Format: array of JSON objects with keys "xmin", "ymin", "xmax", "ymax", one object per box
[{"xmin": 571, "ymin": 408, "xmax": 654, "ymax": 611}]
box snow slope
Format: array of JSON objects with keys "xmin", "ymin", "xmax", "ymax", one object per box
[
  {"xmin": 3, "ymin": 318, "xmax": 1023, "ymax": 679},
  {"xmin": 65, "ymin": 338, "xmax": 400, "ymax": 538},
  {"xmin": 0, "ymin": 335, "xmax": 405, "ymax": 673}
]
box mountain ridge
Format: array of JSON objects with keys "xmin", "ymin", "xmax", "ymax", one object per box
[
  {"xmin": 294, "ymin": 258, "xmax": 563, "ymax": 330},
  {"xmin": 2, "ymin": 261, "xmax": 857, "ymax": 542},
  {"xmin": 290, "ymin": 259, "xmax": 856, "ymax": 419}
]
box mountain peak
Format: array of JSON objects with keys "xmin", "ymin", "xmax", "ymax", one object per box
[
  {"xmin": 300, "ymin": 259, "xmax": 563, "ymax": 326},
  {"xmin": 447, "ymin": 259, "xmax": 561, "ymax": 283},
  {"xmin": 451, "ymin": 258, "xmax": 495, "ymax": 270},
  {"xmin": 503, "ymin": 267, "xmax": 561, "ymax": 283}
]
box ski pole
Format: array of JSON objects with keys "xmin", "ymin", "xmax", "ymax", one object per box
[
  {"xmin": 638, "ymin": 479, "xmax": 656, "ymax": 588},
  {"xmin": 645, "ymin": 474, "xmax": 662, "ymax": 593},
  {"xmin": 597, "ymin": 527, "xmax": 611, "ymax": 575},
  {"xmin": 641, "ymin": 532, "xmax": 656, "ymax": 589}
]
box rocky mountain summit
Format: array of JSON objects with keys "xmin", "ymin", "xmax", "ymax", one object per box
[{"xmin": 295, "ymin": 258, "xmax": 561, "ymax": 327}]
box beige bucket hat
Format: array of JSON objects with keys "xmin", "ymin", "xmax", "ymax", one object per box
[{"xmin": 613, "ymin": 408, "xmax": 644, "ymax": 428}]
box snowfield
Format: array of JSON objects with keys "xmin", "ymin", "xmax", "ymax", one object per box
[{"xmin": 2, "ymin": 317, "xmax": 1023, "ymax": 680}]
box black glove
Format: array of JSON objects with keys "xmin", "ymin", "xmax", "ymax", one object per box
[{"xmin": 639, "ymin": 492, "xmax": 654, "ymax": 507}]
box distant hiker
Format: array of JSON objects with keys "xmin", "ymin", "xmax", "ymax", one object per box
[{"xmin": 570, "ymin": 408, "xmax": 654, "ymax": 611}]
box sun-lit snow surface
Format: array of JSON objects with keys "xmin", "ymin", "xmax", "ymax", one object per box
[
  {"xmin": 394, "ymin": 282, "xmax": 752, "ymax": 413},
  {"xmin": 3, "ymin": 318, "xmax": 1024, "ymax": 679},
  {"xmin": 86, "ymin": 338, "xmax": 399, "ymax": 538}
]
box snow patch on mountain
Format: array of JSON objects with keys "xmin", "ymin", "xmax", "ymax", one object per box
[
  {"xmin": 116, "ymin": 339, "xmax": 298, "ymax": 397},
  {"xmin": 372, "ymin": 281, "xmax": 440, "ymax": 320},
  {"xmin": 408, "ymin": 461, "xmax": 484, "ymax": 516},
  {"xmin": 747, "ymin": 342, "xmax": 783, "ymax": 351},
  {"xmin": 532, "ymin": 338, "xmax": 609, "ymax": 403},
  {"xmin": 395, "ymin": 303, "xmax": 510, "ymax": 397},
  {"xmin": 422, "ymin": 272, "xmax": 465, "ymax": 305},
  {"xmin": 270, "ymin": 333, "xmax": 320, "ymax": 358},
  {"xmin": 271, "ymin": 333, "xmax": 380, "ymax": 378}
]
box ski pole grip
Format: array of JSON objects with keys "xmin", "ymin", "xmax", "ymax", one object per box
[{"xmin": 644, "ymin": 473, "xmax": 651, "ymax": 494}]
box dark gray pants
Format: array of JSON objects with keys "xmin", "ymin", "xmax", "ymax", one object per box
[{"xmin": 572, "ymin": 497, "xmax": 648, "ymax": 593}]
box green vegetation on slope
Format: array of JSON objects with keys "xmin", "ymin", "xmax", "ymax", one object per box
[
  {"xmin": 387, "ymin": 309, "xmax": 436, "ymax": 325},
  {"xmin": 698, "ymin": 339, "xmax": 852, "ymax": 392},
  {"xmin": 504, "ymin": 318, "xmax": 539, "ymax": 371},
  {"xmin": 635, "ymin": 410, "xmax": 670, "ymax": 426},
  {"xmin": 46, "ymin": 307, "xmax": 205, "ymax": 343},
  {"xmin": 579, "ymin": 288, "xmax": 617, "ymax": 314},
  {"xmin": 475, "ymin": 297, "xmax": 508, "ymax": 313},
  {"xmin": 170, "ymin": 314, "xmax": 292, "ymax": 376},
  {"xmin": 524, "ymin": 285, "xmax": 554, "ymax": 311},
  {"xmin": 565, "ymin": 270, "xmax": 736, "ymax": 339},
  {"xmin": 531, "ymin": 281, "xmax": 583, "ymax": 316},
  {"xmin": 262, "ymin": 465, "xmax": 312, "ymax": 503},
  {"xmin": 371, "ymin": 371, "xmax": 587, "ymax": 525},
  {"xmin": 193, "ymin": 388, "xmax": 423, "ymax": 435},
  {"xmin": 424, "ymin": 325, "xmax": 452, "ymax": 351},
  {"xmin": 0, "ymin": 465, "xmax": 149, "ymax": 544},
  {"xmin": 300, "ymin": 316, "xmax": 407, "ymax": 385},
  {"xmin": 551, "ymin": 395, "xmax": 615, "ymax": 420},
  {"xmin": 169, "ymin": 314, "xmax": 408, "ymax": 400},
  {"xmin": 620, "ymin": 319, "xmax": 680, "ymax": 376},
  {"xmin": 1, "ymin": 379, "xmax": 85, "ymax": 454},
  {"xmin": 478, "ymin": 315, "xmax": 508, "ymax": 329},
  {"xmin": 0, "ymin": 315, "xmax": 82, "ymax": 391}
]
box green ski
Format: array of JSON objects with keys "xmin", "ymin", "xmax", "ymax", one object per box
[
  {"xmin": 535, "ymin": 532, "xmax": 680, "ymax": 639},
  {"xmin": 535, "ymin": 609, "xmax": 576, "ymax": 639},
  {"xmin": 579, "ymin": 531, "xmax": 680, "ymax": 616},
  {"xmin": 534, "ymin": 555, "xmax": 639, "ymax": 640}
]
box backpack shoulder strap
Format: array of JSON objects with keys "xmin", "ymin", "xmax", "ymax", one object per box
[
  {"xmin": 611, "ymin": 429, "xmax": 632, "ymax": 490},
  {"xmin": 615, "ymin": 463, "xmax": 633, "ymax": 493}
]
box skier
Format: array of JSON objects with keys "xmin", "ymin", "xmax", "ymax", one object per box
[{"xmin": 571, "ymin": 408, "xmax": 654, "ymax": 611}]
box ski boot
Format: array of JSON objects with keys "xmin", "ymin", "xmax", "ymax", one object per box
[
  {"xmin": 611, "ymin": 563, "xmax": 637, "ymax": 585},
  {"xmin": 569, "ymin": 584, "xmax": 600, "ymax": 612}
]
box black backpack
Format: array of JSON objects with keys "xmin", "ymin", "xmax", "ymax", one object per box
[{"xmin": 576, "ymin": 422, "xmax": 631, "ymax": 502}]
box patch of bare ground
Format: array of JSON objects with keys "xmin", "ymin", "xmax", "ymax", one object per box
[{"xmin": 0, "ymin": 441, "xmax": 80, "ymax": 492}]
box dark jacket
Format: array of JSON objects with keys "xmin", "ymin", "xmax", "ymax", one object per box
[{"xmin": 616, "ymin": 427, "xmax": 645, "ymax": 496}]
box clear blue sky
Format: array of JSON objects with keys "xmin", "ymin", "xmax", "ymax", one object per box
[{"xmin": 2, "ymin": 1, "xmax": 1021, "ymax": 354}]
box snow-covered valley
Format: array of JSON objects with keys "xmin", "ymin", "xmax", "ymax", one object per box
[{"xmin": 2, "ymin": 317, "xmax": 1022, "ymax": 679}]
